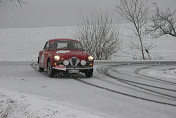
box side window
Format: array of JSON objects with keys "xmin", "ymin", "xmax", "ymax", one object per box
[
  {"xmin": 75, "ymin": 42, "xmax": 83, "ymax": 49},
  {"xmin": 49, "ymin": 41, "xmax": 57, "ymax": 50},
  {"xmin": 43, "ymin": 41, "xmax": 50, "ymax": 50}
]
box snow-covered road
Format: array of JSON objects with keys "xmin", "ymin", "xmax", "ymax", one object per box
[{"xmin": 0, "ymin": 62, "xmax": 176, "ymax": 118}]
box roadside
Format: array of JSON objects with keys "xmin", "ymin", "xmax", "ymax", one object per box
[
  {"xmin": 0, "ymin": 89, "xmax": 104, "ymax": 118},
  {"xmin": 139, "ymin": 65, "xmax": 176, "ymax": 82}
]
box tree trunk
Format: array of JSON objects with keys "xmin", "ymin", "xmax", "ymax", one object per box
[{"xmin": 139, "ymin": 37, "xmax": 145, "ymax": 60}]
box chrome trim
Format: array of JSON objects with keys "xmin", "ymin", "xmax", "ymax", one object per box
[
  {"xmin": 53, "ymin": 67, "xmax": 93, "ymax": 71},
  {"xmin": 69, "ymin": 57, "xmax": 80, "ymax": 67},
  {"xmin": 66, "ymin": 67, "xmax": 93, "ymax": 70}
]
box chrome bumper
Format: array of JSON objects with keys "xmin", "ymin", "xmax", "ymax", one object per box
[{"xmin": 53, "ymin": 66, "xmax": 93, "ymax": 71}]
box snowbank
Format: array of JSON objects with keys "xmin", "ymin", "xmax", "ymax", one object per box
[
  {"xmin": 139, "ymin": 66, "xmax": 176, "ymax": 82},
  {"xmin": 0, "ymin": 89, "xmax": 104, "ymax": 118}
]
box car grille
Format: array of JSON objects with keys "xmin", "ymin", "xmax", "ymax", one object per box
[{"xmin": 69, "ymin": 57, "xmax": 80, "ymax": 67}]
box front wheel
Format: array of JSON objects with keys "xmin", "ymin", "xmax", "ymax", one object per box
[
  {"xmin": 47, "ymin": 61, "xmax": 56, "ymax": 78},
  {"xmin": 38, "ymin": 58, "xmax": 44, "ymax": 72},
  {"xmin": 85, "ymin": 69, "xmax": 93, "ymax": 78},
  {"xmin": 39, "ymin": 66, "xmax": 44, "ymax": 72}
]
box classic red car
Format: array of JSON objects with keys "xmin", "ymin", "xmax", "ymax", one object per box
[{"xmin": 38, "ymin": 38, "xmax": 94, "ymax": 78}]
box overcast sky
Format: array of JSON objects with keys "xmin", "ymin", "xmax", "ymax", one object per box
[{"xmin": 0, "ymin": 0, "xmax": 176, "ymax": 28}]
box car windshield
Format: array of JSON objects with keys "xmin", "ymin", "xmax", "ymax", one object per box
[{"xmin": 49, "ymin": 40, "xmax": 83, "ymax": 50}]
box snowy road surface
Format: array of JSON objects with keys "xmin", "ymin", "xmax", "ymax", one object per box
[{"xmin": 0, "ymin": 62, "xmax": 176, "ymax": 118}]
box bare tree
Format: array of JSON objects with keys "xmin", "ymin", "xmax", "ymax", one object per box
[
  {"xmin": 120, "ymin": 39, "xmax": 155, "ymax": 60},
  {"xmin": 115, "ymin": 0, "xmax": 149, "ymax": 60},
  {"xmin": 0, "ymin": 0, "xmax": 25, "ymax": 8},
  {"xmin": 148, "ymin": 3, "xmax": 176, "ymax": 38},
  {"xmin": 74, "ymin": 12, "xmax": 120, "ymax": 60}
]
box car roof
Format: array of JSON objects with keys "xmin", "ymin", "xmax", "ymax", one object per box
[{"xmin": 49, "ymin": 38, "xmax": 80, "ymax": 42}]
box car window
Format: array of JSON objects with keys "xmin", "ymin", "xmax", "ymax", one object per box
[
  {"xmin": 75, "ymin": 42, "xmax": 82, "ymax": 49},
  {"xmin": 57, "ymin": 42, "xmax": 68, "ymax": 49},
  {"xmin": 52, "ymin": 40, "xmax": 83, "ymax": 50},
  {"xmin": 49, "ymin": 41, "xmax": 57, "ymax": 50}
]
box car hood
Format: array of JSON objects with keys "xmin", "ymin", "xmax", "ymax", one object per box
[{"xmin": 55, "ymin": 49, "xmax": 90, "ymax": 60}]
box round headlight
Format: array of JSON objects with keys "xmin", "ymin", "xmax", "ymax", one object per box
[
  {"xmin": 54, "ymin": 55, "xmax": 60, "ymax": 61},
  {"xmin": 63, "ymin": 60, "xmax": 69, "ymax": 66},
  {"xmin": 88, "ymin": 56, "xmax": 94, "ymax": 61},
  {"xmin": 81, "ymin": 60, "xmax": 86, "ymax": 66}
]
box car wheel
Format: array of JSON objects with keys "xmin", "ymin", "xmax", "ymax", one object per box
[
  {"xmin": 71, "ymin": 74, "xmax": 78, "ymax": 78},
  {"xmin": 47, "ymin": 61, "xmax": 55, "ymax": 77},
  {"xmin": 55, "ymin": 71, "xmax": 65, "ymax": 78},
  {"xmin": 85, "ymin": 69, "xmax": 93, "ymax": 78},
  {"xmin": 39, "ymin": 66, "xmax": 44, "ymax": 72},
  {"xmin": 38, "ymin": 58, "xmax": 44, "ymax": 72}
]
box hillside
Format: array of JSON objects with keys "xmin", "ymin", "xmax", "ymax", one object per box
[{"xmin": 0, "ymin": 24, "xmax": 175, "ymax": 61}]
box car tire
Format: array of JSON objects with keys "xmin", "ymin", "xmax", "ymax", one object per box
[
  {"xmin": 39, "ymin": 66, "xmax": 44, "ymax": 72},
  {"xmin": 38, "ymin": 58, "xmax": 44, "ymax": 72},
  {"xmin": 47, "ymin": 61, "xmax": 55, "ymax": 78},
  {"xmin": 71, "ymin": 74, "xmax": 78, "ymax": 78},
  {"xmin": 55, "ymin": 71, "xmax": 65, "ymax": 78},
  {"xmin": 85, "ymin": 69, "xmax": 93, "ymax": 78}
]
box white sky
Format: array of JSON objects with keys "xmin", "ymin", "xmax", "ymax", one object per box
[{"xmin": 0, "ymin": 0, "xmax": 176, "ymax": 28}]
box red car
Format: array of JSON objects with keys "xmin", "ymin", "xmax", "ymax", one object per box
[{"xmin": 38, "ymin": 39, "xmax": 94, "ymax": 78}]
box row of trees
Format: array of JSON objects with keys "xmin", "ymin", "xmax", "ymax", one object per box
[
  {"xmin": 0, "ymin": 0, "xmax": 25, "ymax": 8},
  {"xmin": 75, "ymin": 0, "xmax": 176, "ymax": 60}
]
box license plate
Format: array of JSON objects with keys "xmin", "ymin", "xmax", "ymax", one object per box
[{"xmin": 68, "ymin": 69, "xmax": 79, "ymax": 73}]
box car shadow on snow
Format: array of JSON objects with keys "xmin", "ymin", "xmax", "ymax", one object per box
[{"xmin": 40, "ymin": 70, "xmax": 88, "ymax": 79}]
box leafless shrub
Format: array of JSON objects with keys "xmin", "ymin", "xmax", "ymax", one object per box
[
  {"xmin": 115, "ymin": 0, "xmax": 149, "ymax": 60},
  {"xmin": 74, "ymin": 11, "xmax": 120, "ymax": 60}
]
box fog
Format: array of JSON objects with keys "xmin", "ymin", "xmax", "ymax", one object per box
[{"xmin": 0, "ymin": 0, "xmax": 175, "ymax": 28}]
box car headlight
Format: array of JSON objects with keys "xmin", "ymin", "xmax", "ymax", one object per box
[
  {"xmin": 54, "ymin": 55, "xmax": 60, "ymax": 61},
  {"xmin": 88, "ymin": 56, "xmax": 94, "ymax": 61}
]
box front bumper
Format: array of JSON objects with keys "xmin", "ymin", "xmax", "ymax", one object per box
[{"xmin": 53, "ymin": 65, "xmax": 93, "ymax": 73}]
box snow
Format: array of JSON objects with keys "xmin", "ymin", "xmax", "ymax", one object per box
[
  {"xmin": 117, "ymin": 23, "xmax": 176, "ymax": 60},
  {"xmin": 0, "ymin": 89, "xmax": 104, "ymax": 118},
  {"xmin": 0, "ymin": 23, "xmax": 176, "ymax": 118},
  {"xmin": 0, "ymin": 23, "xmax": 176, "ymax": 61},
  {"xmin": 0, "ymin": 62, "xmax": 113, "ymax": 118},
  {"xmin": 0, "ymin": 62, "xmax": 175, "ymax": 118},
  {"xmin": 139, "ymin": 65, "xmax": 176, "ymax": 82},
  {"xmin": 0, "ymin": 26, "xmax": 74, "ymax": 61}
]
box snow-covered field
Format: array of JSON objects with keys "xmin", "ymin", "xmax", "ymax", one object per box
[
  {"xmin": 0, "ymin": 24, "xmax": 176, "ymax": 61},
  {"xmin": 0, "ymin": 24, "xmax": 176, "ymax": 118},
  {"xmin": 0, "ymin": 26, "xmax": 74, "ymax": 61}
]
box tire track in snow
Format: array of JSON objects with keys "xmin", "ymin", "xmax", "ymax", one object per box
[
  {"xmin": 135, "ymin": 66, "xmax": 176, "ymax": 85},
  {"xmin": 105, "ymin": 65, "xmax": 176, "ymax": 92},
  {"xmin": 75, "ymin": 78, "xmax": 176, "ymax": 107},
  {"xmin": 99, "ymin": 66, "xmax": 176, "ymax": 100},
  {"xmin": 109, "ymin": 64, "xmax": 176, "ymax": 86},
  {"xmin": 31, "ymin": 62, "xmax": 176, "ymax": 107}
]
